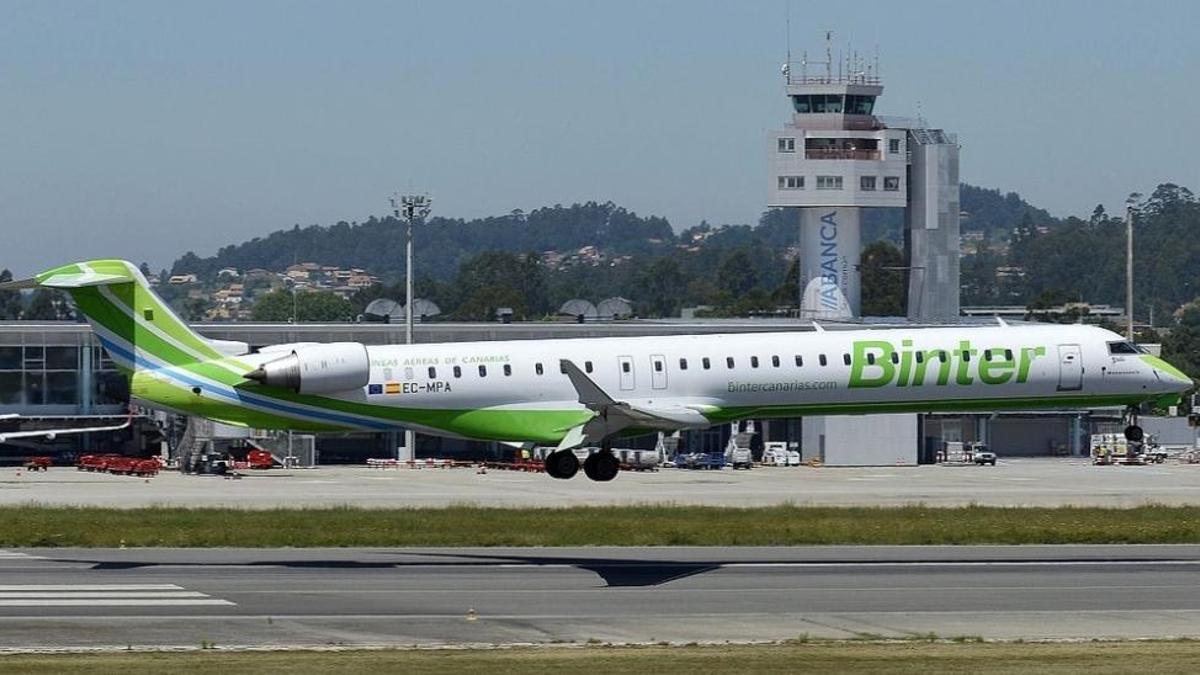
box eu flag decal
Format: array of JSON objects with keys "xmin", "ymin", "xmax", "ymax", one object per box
[{"xmin": 368, "ymin": 384, "xmax": 383, "ymax": 395}]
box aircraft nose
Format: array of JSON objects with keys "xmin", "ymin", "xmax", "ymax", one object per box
[{"xmin": 1145, "ymin": 355, "xmax": 1193, "ymax": 392}]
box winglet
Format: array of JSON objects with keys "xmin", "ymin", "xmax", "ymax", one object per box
[
  {"xmin": 811, "ymin": 321, "xmax": 825, "ymax": 333},
  {"xmin": 996, "ymin": 316, "xmax": 1010, "ymax": 328},
  {"xmin": 559, "ymin": 359, "xmax": 615, "ymax": 408}
]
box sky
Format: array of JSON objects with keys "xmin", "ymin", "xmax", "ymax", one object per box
[{"xmin": 2, "ymin": 0, "xmax": 1198, "ymax": 276}]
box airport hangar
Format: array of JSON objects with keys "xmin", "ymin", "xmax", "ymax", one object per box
[{"xmin": 0, "ymin": 318, "xmax": 1130, "ymax": 467}]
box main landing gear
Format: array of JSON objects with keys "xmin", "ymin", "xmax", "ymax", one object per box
[
  {"xmin": 544, "ymin": 445, "xmax": 619, "ymax": 482},
  {"xmin": 544, "ymin": 450, "xmax": 579, "ymax": 479},
  {"xmin": 1123, "ymin": 406, "xmax": 1144, "ymax": 442}
]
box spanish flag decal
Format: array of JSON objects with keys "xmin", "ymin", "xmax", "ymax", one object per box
[{"xmin": 385, "ymin": 382, "xmax": 401, "ymax": 394}]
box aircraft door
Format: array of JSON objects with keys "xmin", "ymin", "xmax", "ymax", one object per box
[
  {"xmin": 650, "ymin": 354, "xmax": 668, "ymax": 390},
  {"xmin": 618, "ymin": 355, "xmax": 636, "ymax": 391},
  {"xmin": 1057, "ymin": 344, "xmax": 1083, "ymax": 391}
]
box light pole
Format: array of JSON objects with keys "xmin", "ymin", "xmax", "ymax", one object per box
[
  {"xmin": 1125, "ymin": 196, "xmax": 1138, "ymax": 340},
  {"xmin": 389, "ymin": 192, "xmax": 432, "ymax": 462}
]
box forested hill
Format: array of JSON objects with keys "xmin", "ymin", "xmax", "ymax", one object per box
[
  {"xmin": 170, "ymin": 184, "xmax": 1050, "ymax": 281},
  {"xmin": 172, "ymin": 202, "xmax": 674, "ymax": 282}
]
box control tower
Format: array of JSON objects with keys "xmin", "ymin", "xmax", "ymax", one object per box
[{"xmin": 767, "ymin": 39, "xmax": 960, "ymax": 321}]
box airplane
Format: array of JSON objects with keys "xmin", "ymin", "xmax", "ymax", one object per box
[{"xmin": 1, "ymin": 259, "xmax": 1191, "ymax": 482}]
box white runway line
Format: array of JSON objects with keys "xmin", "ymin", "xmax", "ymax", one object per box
[
  {"xmin": 0, "ymin": 551, "xmax": 44, "ymax": 560},
  {"xmin": 0, "ymin": 584, "xmax": 235, "ymax": 607}
]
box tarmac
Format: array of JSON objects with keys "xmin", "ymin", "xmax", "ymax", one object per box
[
  {"xmin": 3, "ymin": 458, "xmax": 1200, "ymax": 508},
  {"xmin": 1, "ymin": 545, "xmax": 1200, "ymax": 649}
]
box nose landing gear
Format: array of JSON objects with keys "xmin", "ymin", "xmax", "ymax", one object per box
[{"xmin": 1123, "ymin": 406, "xmax": 1144, "ymax": 442}]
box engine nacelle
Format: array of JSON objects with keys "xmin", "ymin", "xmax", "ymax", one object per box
[{"xmin": 244, "ymin": 343, "xmax": 370, "ymax": 394}]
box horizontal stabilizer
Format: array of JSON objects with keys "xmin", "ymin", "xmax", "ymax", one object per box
[{"xmin": 0, "ymin": 277, "xmax": 37, "ymax": 291}]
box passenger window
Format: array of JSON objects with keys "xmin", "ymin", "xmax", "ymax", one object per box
[
  {"xmin": 503, "ymin": 364, "xmax": 512, "ymax": 377},
  {"xmin": 428, "ymin": 366, "xmax": 436, "ymax": 378},
  {"xmin": 842, "ymin": 354, "xmax": 851, "ymax": 366},
  {"xmin": 867, "ymin": 353, "xmax": 876, "ymax": 365},
  {"xmin": 962, "ymin": 350, "xmax": 971, "ymax": 362},
  {"xmin": 1004, "ymin": 349, "xmax": 1013, "ymax": 361},
  {"xmin": 819, "ymin": 354, "xmax": 827, "ymax": 366},
  {"xmin": 536, "ymin": 363, "xmax": 544, "ymax": 375},
  {"xmin": 916, "ymin": 351, "xmax": 924, "ymax": 364},
  {"xmin": 984, "ymin": 350, "xmax": 993, "ymax": 362},
  {"xmin": 479, "ymin": 365, "xmax": 487, "ymax": 377},
  {"xmin": 453, "ymin": 366, "xmax": 461, "ymax": 378},
  {"xmin": 585, "ymin": 361, "xmax": 593, "ymax": 374},
  {"xmin": 750, "ymin": 356, "xmax": 759, "ymax": 368},
  {"xmin": 794, "ymin": 355, "xmax": 803, "ymax": 367},
  {"xmin": 404, "ymin": 367, "xmax": 414, "ymax": 380},
  {"xmin": 938, "ymin": 351, "xmax": 948, "ymax": 363},
  {"xmin": 891, "ymin": 352, "xmax": 900, "ymax": 365},
  {"xmin": 702, "ymin": 357, "xmax": 711, "ymax": 370},
  {"xmin": 622, "ymin": 362, "xmax": 631, "ymax": 373},
  {"xmin": 654, "ymin": 360, "xmax": 663, "ymax": 372},
  {"xmin": 726, "ymin": 357, "xmax": 735, "ymax": 369},
  {"xmin": 680, "ymin": 358, "xmax": 688, "ymax": 370},
  {"xmin": 772, "ymin": 355, "xmax": 780, "ymax": 367}
]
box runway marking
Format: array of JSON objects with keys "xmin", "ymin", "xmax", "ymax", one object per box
[
  {"xmin": 0, "ymin": 584, "xmax": 234, "ymax": 607},
  {"xmin": 0, "ymin": 551, "xmax": 44, "ymax": 560}
]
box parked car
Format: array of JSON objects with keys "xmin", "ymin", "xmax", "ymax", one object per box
[{"xmin": 974, "ymin": 451, "xmax": 997, "ymax": 466}]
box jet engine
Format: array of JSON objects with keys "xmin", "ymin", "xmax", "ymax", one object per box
[{"xmin": 244, "ymin": 343, "xmax": 370, "ymax": 394}]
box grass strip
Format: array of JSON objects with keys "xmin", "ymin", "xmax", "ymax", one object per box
[
  {"xmin": 4, "ymin": 641, "xmax": 1200, "ymax": 675},
  {"xmin": 4, "ymin": 503, "xmax": 1200, "ymax": 547}
]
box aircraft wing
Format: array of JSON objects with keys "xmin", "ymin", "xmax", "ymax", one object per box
[
  {"xmin": 0, "ymin": 414, "xmax": 134, "ymax": 443},
  {"xmin": 556, "ymin": 359, "xmax": 709, "ymax": 451}
]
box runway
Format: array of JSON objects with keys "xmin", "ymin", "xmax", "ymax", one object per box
[{"xmin": 2, "ymin": 546, "xmax": 1200, "ymax": 649}]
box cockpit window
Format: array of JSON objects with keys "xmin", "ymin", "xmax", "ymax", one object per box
[{"xmin": 1108, "ymin": 341, "xmax": 1141, "ymax": 355}]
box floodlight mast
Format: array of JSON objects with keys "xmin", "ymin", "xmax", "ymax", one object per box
[{"xmin": 389, "ymin": 192, "xmax": 432, "ymax": 462}]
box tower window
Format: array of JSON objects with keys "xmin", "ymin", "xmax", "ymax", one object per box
[
  {"xmin": 778, "ymin": 175, "xmax": 804, "ymax": 190},
  {"xmin": 816, "ymin": 175, "xmax": 843, "ymax": 190},
  {"xmin": 889, "ymin": 138, "xmax": 901, "ymax": 154},
  {"xmin": 777, "ymin": 137, "xmax": 796, "ymax": 153},
  {"xmin": 884, "ymin": 176, "xmax": 900, "ymax": 191},
  {"xmin": 860, "ymin": 176, "xmax": 876, "ymax": 191}
]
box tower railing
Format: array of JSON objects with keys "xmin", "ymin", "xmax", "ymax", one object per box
[{"xmin": 804, "ymin": 149, "xmax": 881, "ymax": 161}]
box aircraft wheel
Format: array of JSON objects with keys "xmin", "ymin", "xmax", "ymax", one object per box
[
  {"xmin": 584, "ymin": 451, "xmax": 619, "ymax": 482},
  {"xmin": 544, "ymin": 450, "xmax": 579, "ymax": 480},
  {"xmin": 1124, "ymin": 425, "xmax": 1144, "ymax": 442}
]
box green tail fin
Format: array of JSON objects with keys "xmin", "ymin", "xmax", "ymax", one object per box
[{"xmin": 33, "ymin": 260, "xmax": 223, "ymax": 372}]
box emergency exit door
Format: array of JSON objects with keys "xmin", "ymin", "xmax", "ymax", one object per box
[
  {"xmin": 650, "ymin": 354, "xmax": 668, "ymax": 390},
  {"xmin": 1057, "ymin": 344, "xmax": 1083, "ymax": 391},
  {"xmin": 617, "ymin": 355, "xmax": 635, "ymax": 391}
]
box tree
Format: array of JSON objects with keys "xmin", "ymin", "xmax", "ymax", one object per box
[
  {"xmin": 23, "ymin": 289, "xmax": 64, "ymax": 320},
  {"xmin": 859, "ymin": 241, "xmax": 905, "ymax": 316},
  {"xmin": 717, "ymin": 249, "xmax": 759, "ymax": 297},
  {"xmin": 634, "ymin": 257, "xmax": 686, "ymax": 318},
  {"xmin": 0, "ymin": 270, "xmax": 22, "ymax": 320},
  {"xmin": 251, "ymin": 290, "xmax": 353, "ymax": 322}
]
